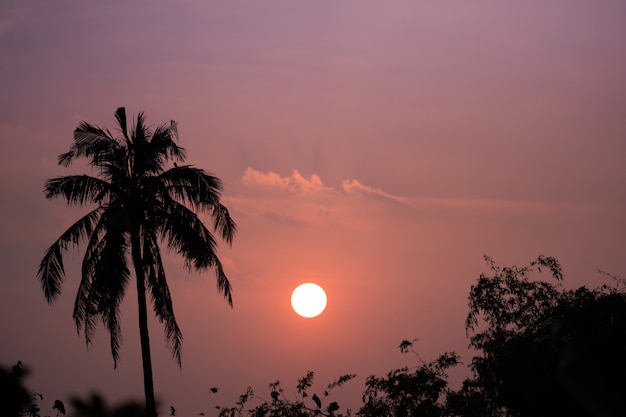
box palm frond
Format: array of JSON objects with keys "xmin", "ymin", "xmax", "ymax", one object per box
[
  {"xmin": 211, "ymin": 203, "xmax": 237, "ymax": 245},
  {"xmin": 38, "ymin": 244, "xmax": 65, "ymax": 303},
  {"xmin": 83, "ymin": 303, "xmax": 98, "ymax": 350},
  {"xmin": 212, "ymin": 257, "xmax": 233, "ymax": 307},
  {"xmin": 73, "ymin": 268, "xmax": 92, "ymax": 335},
  {"xmin": 133, "ymin": 111, "xmax": 149, "ymax": 147},
  {"xmin": 74, "ymin": 210, "xmax": 112, "ymax": 333},
  {"xmin": 44, "ymin": 175, "xmax": 110, "ymax": 206},
  {"xmin": 159, "ymin": 201, "xmax": 233, "ymax": 305},
  {"xmin": 158, "ymin": 166, "xmax": 223, "ymax": 208},
  {"xmin": 88, "ymin": 229, "xmax": 130, "ymax": 367},
  {"xmin": 38, "ymin": 208, "xmax": 104, "ymax": 303},
  {"xmin": 159, "ymin": 167, "xmax": 237, "ymax": 244},
  {"xmin": 160, "ymin": 201, "xmax": 218, "ymax": 270},
  {"xmin": 149, "ymin": 123, "xmax": 187, "ymax": 166},
  {"xmin": 70, "ymin": 210, "xmax": 129, "ymax": 367},
  {"xmin": 143, "ymin": 231, "xmax": 183, "ymax": 366},
  {"xmin": 60, "ymin": 122, "xmax": 121, "ymax": 167},
  {"xmin": 114, "ymin": 107, "xmax": 131, "ymax": 145},
  {"xmin": 102, "ymin": 304, "xmax": 123, "ymax": 368}
]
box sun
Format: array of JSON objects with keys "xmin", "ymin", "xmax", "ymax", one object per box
[{"xmin": 291, "ymin": 283, "xmax": 327, "ymax": 318}]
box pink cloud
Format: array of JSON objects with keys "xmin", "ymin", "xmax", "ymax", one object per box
[
  {"xmin": 237, "ymin": 168, "xmax": 413, "ymax": 226},
  {"xmin": 242, "ymin": 168, "xmax": 413, "ymax": 206},
  {"xmin": 242, "ymin": 167, "xmax": 330, "ymax": 193},
  {"xmin": 342, "ymin": 179, "xmax": 410, "ymax": 204}
]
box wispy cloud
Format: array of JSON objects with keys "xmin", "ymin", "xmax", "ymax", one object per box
[
  {"xmin": 235, "ymin": 167, "xmax": 605, "ymax": 222},
  {"xmin": 342, "ymin": 179, "xmax": 410, "ymax": 204},
  {"xmin": 241, "ymin": 167, "xmax": 411, "ymax": 206},
  {"xmin": 242, "ymin": 167, "xmax": 332, "ymax": 193},
  {"xmin": 232, "ymin": 167, "xmax": 416, "ymax": 229}
]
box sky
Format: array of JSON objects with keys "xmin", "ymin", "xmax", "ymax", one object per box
[{"xmin": 1, "ymin": 0, "xmax": 626, "ymax": 415}]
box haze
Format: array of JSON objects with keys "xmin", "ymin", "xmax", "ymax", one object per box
[{"xmin": 1, "ymin": 1, "xmax": 625, "ymax": 415}]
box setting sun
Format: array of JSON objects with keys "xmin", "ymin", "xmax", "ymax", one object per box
[{"xmin": 291, "ymin": 283, "xmax": 327, "ymax": 318}]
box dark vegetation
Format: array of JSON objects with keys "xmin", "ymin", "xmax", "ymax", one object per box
[
  {"xmin": 36, "ymin": 108, "xmax": 237, "ymax": 417},
  {"xmin": 9, "ymin": 255, "xmax": 626, "ymax": 417}
]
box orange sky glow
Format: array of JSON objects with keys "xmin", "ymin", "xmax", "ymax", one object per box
[{"xmin": 1, "ymin": 1, "xmax": 626, "ymax": 415}]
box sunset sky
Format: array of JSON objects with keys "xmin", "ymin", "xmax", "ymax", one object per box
[{"xmin": 1, "ymin": 1, "xmax": 626, "ymax": 415}]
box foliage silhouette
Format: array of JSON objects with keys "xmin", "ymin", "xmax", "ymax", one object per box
[
  {"xmin": 357, "ymin": 340, "xmax": 459, "ymax": 417},
  {"xmin": 38, "ymin": 107, "xmax": 237, "ymax": 417},
  {"xmin": 69, "ymin": 393, "xmax": 145, "ymax": 417},
  {"xmin": 0, "ymin": 369, "xmax": 145, "ymax": 417},
  {"xmin": 214, "ymin": 255, "xmax": 626, "ymax": 417},
  {"xmin": 53, "ymin": 400, "xmax": 65, "ymax": 416},
  {"xmin": 461, "ymin": 255, "xmax": 626, "ymax": 417},
  {"xmin": 216, "ymin": 372, "xmax": 356, "ymax": 417},
  {"xmin": 0, "ymin": 362, "xmax": 41, "ymax": 417}
]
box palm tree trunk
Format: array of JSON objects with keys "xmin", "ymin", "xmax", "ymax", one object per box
[{"xmin": 131, "ymin": 230, "xmax": 157, "ymax": 417}]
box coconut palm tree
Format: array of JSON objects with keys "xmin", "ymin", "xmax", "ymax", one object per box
[{"xmin": 38, "ymin": 107, "xmax": 237, "ymax": 417}]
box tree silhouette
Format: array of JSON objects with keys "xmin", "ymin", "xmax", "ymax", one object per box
[
  {"xmin": 69, "ymin": 393, "xmax": 145, "ymax": 417},
  {"xmin": 38, "ymin": 107, "xmax": 237, "ymax": 417},
  {"xmin": 358, "ymin": 340, "xmax": 459, "ymax": 417},
  {"xmin": 209, "ymin": 256, "xmax": 626, "ymax": 417},
  {"xmin": 217, "ymin": 372, "xmax": 355, "ymax": 417},
  {"xmin": 0, "ymin": 362, "xmax": 44, "ymax": 417},
  {"xmin": 461, "ymin": 255, "xmax": 626, "ymax": 417},
  {"xmin": 0, "ymin": 362, "xmax": 33, "ymax": 417}
]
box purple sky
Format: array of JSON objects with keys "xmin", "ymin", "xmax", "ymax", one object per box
[{"xmin": 1, "ymin": 1, "xmax": 626, "ymax": 415}]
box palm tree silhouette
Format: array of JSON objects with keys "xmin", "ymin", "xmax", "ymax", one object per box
[{"xmin": 38, "ymin": 107, "xmax": 237, "ymax": 417}]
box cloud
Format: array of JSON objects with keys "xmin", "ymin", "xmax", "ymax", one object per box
[
  {"xmin": 241, "ymin": 167, "xmax": 412, "ymax": 206},
  {"xmin": 342, "ymin": 179, "xmax": 410, "ymax": 204},
  {"xmin": 242, "ymin": 167, "xmax": 332, "ymax": 193},
  {"xmin": 235, "ymin": 167, "xmax": 600, "ymax": 225},
  {"xmin": 232, "ymin": 167, "xmax": 417, "ymax": 229}
]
